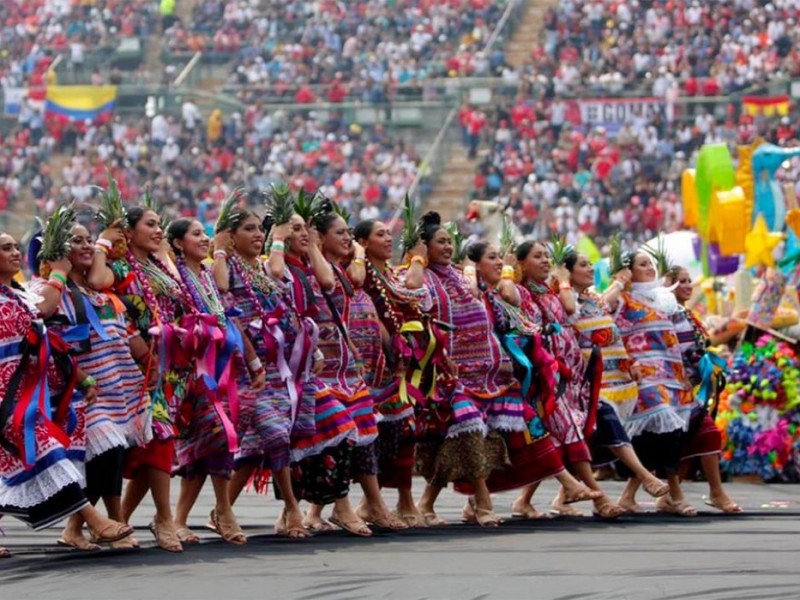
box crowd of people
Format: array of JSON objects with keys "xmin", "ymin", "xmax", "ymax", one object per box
[
  {"xmin": 0, "ymin": 0, "xmax": 158, "ymax": 90},
  {"xmin": 164, "ymin": 0, "xmax": 509, "ymax": 97},
  {"xmin": 461, "ymin": 96, "xmax": 800, "ymax": 246},
  {"xmin": 1, "ymin": 98, "xmax": 423, "ymax": 233},
  {"xmin": 0, "ymin": 187, "xmax": 743, "ymax": 558},
  {"xmin": 528, "ymin": 0, "xmax": 800, "ymax": 98}
]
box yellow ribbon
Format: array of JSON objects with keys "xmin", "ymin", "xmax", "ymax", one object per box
[{"xmin": 399, "ymin": 320, "xmax": 438, "ymax": 404}]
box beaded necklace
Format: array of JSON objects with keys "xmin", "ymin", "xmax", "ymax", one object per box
[
  {"xmin": 365, "ymin": 261, "xmax": 423, "ymax": 334},
  {"xmin": 231, "ymin": 254, "xmax": 280, "ymax": 296},
  {"xmin": 123, "ymin": 250, "xmax": 162, "ymax": 322},
  {"xmin": 178, "ymin": 259, "xmax": 226, "ymax": 327}
]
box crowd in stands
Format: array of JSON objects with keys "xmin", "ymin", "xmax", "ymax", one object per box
[
  {"xmin": 461, "ymin": 96, "xmax": 800, "ymax": 246},
  {"xmin": 526, "ymin": 0, "xmax": 800, "ymax": 98},
  {"xmin": 164, "ymin": 0, "xmax": 510, "ymax": 99},
  {"xmin": 0, "ymin": 0, "xmax": 158, "ymax": 90},
  {"xmin": 1, "ymin": 97, "xmax": 422, "ymax": 233}
]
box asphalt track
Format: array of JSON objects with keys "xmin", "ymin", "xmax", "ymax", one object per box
[{"xmin": 1, "ymin": 480, "xmax": 799, "ymax": 600}]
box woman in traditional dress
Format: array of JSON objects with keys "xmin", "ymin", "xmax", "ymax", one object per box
[
  {"xmin": 88, "ymin": 207, "xmax": 192, "ymax": 551},
  {"xmin": 311, "ymin": 211, "xmax": 406, "ymax": 530},
  {"xmin": 268, "ymin": 214, "xmax": 362, "ymax": 533},
  {"xmin": 166, "ymin": 218, "xmax": 253, "ymax": 544},
  {"xmin": 213, "ymin": 211, "xmax": 315, "ymax": 539},
  {"xmin": 664, "ymin": 266, "xmax": 742, "ymax": 513},
  {"xmin": 352, "ymin": 219, "xmax": 433, "ymax": 527},
  {"xmin": 565, "ymin": 252, "xmax": 669, "ymax": 501},
  {"xmin": 608, "ymin": 251, "xmax": 698, "ymax": 516},
  {"xmin": 512, "ymin": 241, "xmax": 623, "ymax": 518},
  {"xmin": 32, "ymin": 223, "xmax": 152, "ymax": 550},
  {"xmin": 0, "ymin": 233, "xmax": 133, "ymax": 557},
  {"xmin": 415, "ymin": 214, "xmax": 525, "ymax": 526},
  {"xmin": 462, "ymin": 241, "xmax": 603, "ymax": 519}
]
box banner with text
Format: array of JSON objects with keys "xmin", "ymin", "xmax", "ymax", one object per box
[{"xmin": 562, "ymin": 98, "xmax": 674, "ymax": 134}]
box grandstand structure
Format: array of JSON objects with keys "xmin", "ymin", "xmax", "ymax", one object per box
[{"xmin": 0, "ymin": 0, "xmax": 797, "ymax": 246}]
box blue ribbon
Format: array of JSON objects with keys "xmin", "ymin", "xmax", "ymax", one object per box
[
  {"xmin": 215, "ymin": 317, "xmax": 244, "ymax": 379},
  {"xmin": 24, "ymin": 327, "xmax": 52, "ymax": 466},
  {"xmin": 695, "ymin": 351, "xmax": 727, "ymax": 407},
  {"xmin": 82, "ymin": 296, "xmax": 111, "ymax": 342},
  {"xmin": 59, "ymin": 324, "xmax": 90, "ymax": 344},
  {"xmin": 502, "ymin": 334, "xmax": 533, "ymax": 400}
]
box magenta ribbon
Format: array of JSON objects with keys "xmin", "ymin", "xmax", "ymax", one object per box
[{"xmin": 178, "ymin": 313, "xmax": 240, "ymax": 454}]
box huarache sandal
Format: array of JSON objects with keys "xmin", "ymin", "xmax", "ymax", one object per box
[
  {"xmin": 550, "ymin": 502, "xmax": 585, "ymax": 517},
  {"xmin": 275, "ymin": 510, "xmax": 311, "ymax": 539},
  {"xmin": 357, "ymin": 508, "xmax": 408, "ymax": 530},
  {"xmin": 463, "ymin": 498, "xmax": 502, "ymax": 528},
  {"xmin": 148, "ymin": 521, "xmax": 183, "ymax": 552},
  {"xmin": 329, "ymin": 514, "xmax": 372, "ymax": 537},
  {"xmin": 92, "ymin": 521, "xmax": 134, "ymax": 544},
  {"xmin": 396, "ymin": 511, "xmax": 428, "ymax": 528},
  {"xmin": 510, "ymin": 504, "xmax": 551, "ymax": 520},
  {"xmin": 420, "ymin": 511, "xmax": 448, "ymax": 527},
  {"xmin": 592, "ymin": 498, "xmax": 626, "ymax": 520},
  {"xmin": 703, "ymin": 495, "xmax": 744, "ymax": 514},
  {"xmin": 175, "ymin": 526, "xmax": 201, "ymax": 544},
  {"xmin": 563, "ymin": 487, "xmax": 604, "ymax": 504},
  {"xmin": 109, "ymin": 536, "xmax": 140, "ymax": 550},
  {"xmin": 655, "ymin": 496, "xmax": 697, "ymax": 517},
  {"xmin": 642, "ymin": 478, "xmax": 670, "ymax": 498},
  {"xmin": 57, "ymin": 536, "xmax": 101, "ymax": 551},
  {"xmin": 302, "ymin": 516, "xmax": 334, "ymax": 533},
  {"xmin": 211, "ymin": 509, "xmax": 247, "ymax": 545}
]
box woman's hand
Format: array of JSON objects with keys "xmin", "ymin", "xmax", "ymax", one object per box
[
  {"xmin": 47, "ymin": 257, "xmax": 73, "ymax": 276},
  {"xmin": 503, "ymin": 251, "xmax": 517, "ymax": 267},
  {"xmin": 213, "ymin": 231, "xmax": 233, "ymax": 254},
  {"xmin": 407, "ymin": 240, "xmax": 428, "ymax": 260},
  {"xmin": 99, "ymin": 225, "xmax": 125, "ymax": 245},
  {"xmin": 272, "ymin": 223, "xmax": 292, "ymax": 242},
  {"xmin": 613, "ymin": 268, "xmax": 632, "ymax": 286},
  {"xmin": 312, "ymin": 356, "xmax": 324, "ymax": 375},
  {"xmin": 553, "ymin": 265, "xmax": 570, "ymax": 284},
  {"xmin": 250, "ymin": 369, "xmax": 266, "ymax": 391},
  {"xmin": 82, "ymin": 385, "xmax": 98, "ymax": 404},
  {"xmin": 351, "ymin": 241, "xmax": 366, "ymax": 261}
]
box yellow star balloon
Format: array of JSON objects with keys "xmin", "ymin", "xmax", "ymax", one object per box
[
  {"xmin": 744, "ymin": 214, "xmax": 784, "ymax": 269},
  {"xmin": 786, "ymin": 208, "xmax": 800, "ymax": 238}
]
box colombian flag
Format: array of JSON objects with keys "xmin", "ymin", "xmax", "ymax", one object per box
[{"xmin": 45, "ymin": 85, "xmax": 117, "ymax": 126}]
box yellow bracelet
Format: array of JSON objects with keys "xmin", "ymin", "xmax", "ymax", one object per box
[
  {"xmin": 410, "ymin": 256, "xmax": 427, "ymax": 267},
  {"xmin": 501, "ymin": 266, "xmax": 515, "ymax": 280}
]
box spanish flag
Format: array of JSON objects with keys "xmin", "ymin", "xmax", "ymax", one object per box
[
  {"xmin": 742, "ymin": 95, "xmax": 791, "ymax": 118},
  {"xmin": 45, "ymin": 85, "xmax": 117, "ymax": 124}
]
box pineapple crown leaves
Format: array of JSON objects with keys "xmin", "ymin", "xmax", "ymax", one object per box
[
  {"xmin": 330, "ymin": 199, "xmax": 352, "ymax": 226},
  {"xmin": 262, "ymin": 182, "xmax": 295, "ymax": 226},
  {"xmin": 37, "ymin": 203, "xmax": 78, "ymax": 264},
  {"xmin": 549, "ymin": 234, "xmax": 576, "ymax": 267},
  {"xmin": 140, "ymin": 186, "xmax": 169, "ymax": 231},
  {"xmin": 608, "ymin": 232, "xmax": 633, "ymax": 275},
  {"xmin": 95, "ymin": 170, "xmax": 129, "ymax": 230},
  {"xmin": 642, "ymin": 235, "xmax": 672, "ymax": 277},
  {"xmin": 443, "ymin": 221, "xmax": 469, "ymax": 265},
  {"xmin": 215, "ymin": 186, "xmax": 247, "ymax": 233},
  {"xmin": 400, "ymin": 192, "xmax": 421, "ymax": 254},
  {"xmin": 499, "ymin": 213, "xmax": 517, "ymax": 257},
  {"xmin": 295, "ymin": 188, "xmax": 331, "ymax": 225}
]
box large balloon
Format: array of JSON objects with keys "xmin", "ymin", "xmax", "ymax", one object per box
[{"xmin": 752, "ymin": 144, "xmax": 800, "ymax": 230}]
